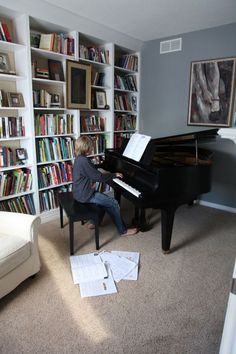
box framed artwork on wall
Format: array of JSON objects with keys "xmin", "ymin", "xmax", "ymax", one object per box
[
  {"xmin": 187, "ymin": 57, "xmax": 236, "ymax": 127},
  {"xmin": 66, "ymin": 60, "xmax": 91, "ymax": 109}
]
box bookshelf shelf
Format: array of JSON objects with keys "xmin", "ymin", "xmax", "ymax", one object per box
[
  {"xmin": 37, "ymin": 158, "xmax": 73, "ymax": 166},
  {"xmin": 0, "ymin": 41, "xmax": 25, "ymax": 52},
  {"xmin": 32, "ymin": 78, "xmax": 66, "ymax": 86},
  {"xmin": 39, "ymin": 181, "xmax": 72, "ymax": 192},
  {"xmin": 31, "ymin": 47, "xmax": 75, "ymax": 60},
  {"xmin": 0, "ymin": 73, "xmax": 25, "ymax": 81},
  {"xmin": 0, "ymin": 190, "xmax": 34, "ymax": 201}
]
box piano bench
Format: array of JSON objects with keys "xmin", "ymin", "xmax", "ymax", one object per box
[{"xmin": 58, "ymin": 191, "xmax": 102, "ymax": 255}]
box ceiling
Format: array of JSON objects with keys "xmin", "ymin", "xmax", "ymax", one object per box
[{"xmin": 44, "ymin": 0, "xmax": 236, "ymax": 42}]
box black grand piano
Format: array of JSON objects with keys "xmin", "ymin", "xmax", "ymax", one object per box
[{"xmin": 103, "ymin": 129, "xmax": 218, "ymax": 253}]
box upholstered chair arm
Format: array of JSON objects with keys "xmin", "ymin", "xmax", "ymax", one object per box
[{"xmin": 0, "ymin": 212, "xmax": 41, "ymax": 243}]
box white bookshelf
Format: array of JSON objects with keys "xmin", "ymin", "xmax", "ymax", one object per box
[{"xmin": 0, "ymin": 6, "xmax": 140, "ymax": 220}]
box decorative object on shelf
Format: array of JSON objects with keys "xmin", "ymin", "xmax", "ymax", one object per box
[
  {"xmin": 30, "ymin": 32, "xmax": 40, "ymax": 48},
  {"xmin": 35, "ymin": 66, "xmax": 49, "ymax": 79},
  {"xmin": 0, "ymin": 89, "xmax": 4, "ymax": 107},
  {"xmin": 0, "ymin": 52, "xmax": 15, "ymax": 74},
  {"xmin": 48, "ymin": 59, "xmax": 64, "ymax": 81},
  {"xmin": 16, "ymin": 148, "xmax": 28, "ymax": 164},
  {"xmin": 187, "ymin": 57, "xmax": 236, "ymax": 127},
  {"xmin": 50, "ymin": 93, "xmax": 61, "ymax": 107},
  {"xmin": 95, "ymin": 91, "xmax": 107, "ymax": 109},
  {"xmin": 7, "ymin": 92, "xmax": 25, "ymax": 107},
  {"xmin": 66, "ymin": 60, "xmax": 91, "ymax": 109}
]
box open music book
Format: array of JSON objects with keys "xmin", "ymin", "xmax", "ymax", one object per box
[{"xmin": 122, "ymin": 133, "xmax": 151, "ymax": 161}]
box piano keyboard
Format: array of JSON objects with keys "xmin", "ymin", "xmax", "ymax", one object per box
[{"xmin": 113, "ymin": 178, "xmax": 141, "ymax": 198}]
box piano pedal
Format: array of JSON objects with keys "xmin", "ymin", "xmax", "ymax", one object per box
[{"xmin": 132, "ymin": 218, "xmax": 151, "ymax": 232}]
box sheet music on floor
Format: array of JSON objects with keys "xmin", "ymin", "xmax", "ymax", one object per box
[
  {"xmin": 70, "ymin": 253, "xmax": 107, "ymax": 284},
  {"xmin": 79, "ymin": 266, "xmax": 117, "ymax": 298},
  {"xmin": 70, "ymin": 251, "xmax": 140, "ymax": 298},
  {"xmin": 122, "ymin": 133, "xmax": 151, "ymax": 162},
  {"xmin": 99, "ymin": 251, "xmax": 137, "ymax": 282},
  {"xmin": 111, "ymin": 251, "xmax": 140, "ymax": 280}
]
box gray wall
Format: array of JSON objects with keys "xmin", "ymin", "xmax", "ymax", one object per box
[{"xmin": 140, "ymin": 23, "xmax": 236, "ymax": 209}]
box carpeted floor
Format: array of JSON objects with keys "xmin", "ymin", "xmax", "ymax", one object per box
[{"xmin": 0, "ymin": 201, "xmax": 235, "ymax": 354}]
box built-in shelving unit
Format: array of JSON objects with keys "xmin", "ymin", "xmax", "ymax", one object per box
[{"xmin": 0, "ymin": 5, "xmax": 140, "ymax": 220}]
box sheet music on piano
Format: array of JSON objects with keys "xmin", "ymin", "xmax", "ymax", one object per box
[{"xmin": 122, "ymin": 133, "xmax": 151, "ymax": 162}]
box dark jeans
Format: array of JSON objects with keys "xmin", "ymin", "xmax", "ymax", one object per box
[{"xmin": 88, "ymin": 192, "xmax": 127, "ymax": 234}]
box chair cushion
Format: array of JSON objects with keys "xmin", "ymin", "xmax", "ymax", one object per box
[{"xmin": 0, "ymin": 234, "xmax": 31, "ymax": 278}]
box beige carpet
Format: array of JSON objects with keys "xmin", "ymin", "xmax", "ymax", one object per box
[{"xmin": 1, "ymin": 201, "xmax": 236, "ymax": 354}]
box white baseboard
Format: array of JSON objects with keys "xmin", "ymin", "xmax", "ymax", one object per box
[
  {"xmin": 39, "ymin": 209, "xmax": 60, "ymax": 223},
  {"xmin": 199, "ymin": 200, "xmax": 236, "ymax": 214}
]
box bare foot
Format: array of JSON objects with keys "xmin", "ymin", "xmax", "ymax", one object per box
[
  {"xmin": 121, "ymin": 228, "xmax": 138, "ymax": 237},
  {"xmin": 87, "ymin": 223, "xmax": 95, "ymax": 230}
]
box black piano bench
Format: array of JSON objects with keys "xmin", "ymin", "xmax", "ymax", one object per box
[{"xmin": 58, "ymin": 191, "xmax": 102, "ymax": 255}]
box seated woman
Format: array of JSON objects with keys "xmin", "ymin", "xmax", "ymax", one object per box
[{"xmin": 73, "ymin": 136, "xmax": 138, "ymax": 237}]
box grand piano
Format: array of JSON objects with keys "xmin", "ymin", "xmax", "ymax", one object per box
[{"xmin": 103, "ymin": 129, "xmax": 219, "ymax": 253}]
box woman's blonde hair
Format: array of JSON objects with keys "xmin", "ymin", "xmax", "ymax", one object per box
[{"xmin": 75, "ymin": 136, "xmax": 94, "ymax": 156}]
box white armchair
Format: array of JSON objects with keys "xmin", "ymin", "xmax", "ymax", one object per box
[{"xmin": 0, "ymin": 211, "xmax": 41, "ymax": 299}]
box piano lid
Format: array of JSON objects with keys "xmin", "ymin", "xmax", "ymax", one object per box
[{"xmin": 152, "ymin": 128, "xmax": 219, "ymax": 146}]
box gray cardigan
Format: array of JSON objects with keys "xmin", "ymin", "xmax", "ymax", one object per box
[{"xmin": 73, "ymin": 155, "xmax": 116, "ymax": 202}]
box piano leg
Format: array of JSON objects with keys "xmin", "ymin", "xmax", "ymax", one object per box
[
  {"xmin": 161, "ymin": 207, "xmax": 177, "ymax": 254},
  {"xmin": 133, "ymin": 207, "xmax": 151, "ymax": 232}
]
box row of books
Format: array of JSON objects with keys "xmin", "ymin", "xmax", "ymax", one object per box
[
  {"xmin": 116, "ymin": 54, "xmax": 138, "ymax": 72},
  {"xmin": 88, "ymin": 134, "xmax": 107, "ymax": 155},
  {"xmin": 114, "ymin": 114, "xmax": 136, "ymax": 131},
  {"xmin": 39, "ymin": 185, "xmax": 71, "ymax": 212},
  {"xmin": 114, "ymin": 74, "xmax": 137, "ymax": 92},
  {"xmin": 0, "ymin": 116, "xmax": 25, "ymax": 139},
  {"xmin": 0, "ymin": 21, "xmax": 12, "ymax": 42},
  {"xmin": 114, "ymin": 132, "xmax": 133, "ymax": 149},
  {"xmin": 81, "ymin": 115, "xmax": 105, "ymax": 133},
  {"xmin": 0, "ymin": 168, "xmax": 32, "ymax": 197},
  {"xmin": 33, "ymin": 89, "xmax": 61, "ymax": 108},
  {"xmin": 0, "ymin": 146, "xmax": 25, "ymax": 167},
  {"xmin": 92, "ymin": 72, "xmax": 105, "ymax": 87},
  {"xmin": 37, "ymin": 161, "xmax": 73, "ymax": 189},
  {"xmin": 114, "ymin": 93, "xmax": 137, "ymax": 112},
  {"xmin": 35, "ymin": 136, "xmax": 74, "ymax": 163},
  {"xmin": 79, "ymin": 45, "xmax": 110, "ymax": 64},
  {"xmin": 0, "ymin": 194, "xmax": 36, "ymax": 214},
  {"xmin": 34, "ymin": 113, "xmax": 74, "ymax": 136},
  {"xmin": 31, "ymin": 32, "xmax": 75, "ymax": 56}
]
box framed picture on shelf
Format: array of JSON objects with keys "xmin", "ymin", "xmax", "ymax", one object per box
[
  {"xmin": 50, "ymin": 93, "xmax": 61, "ymax": 107},
  {"xmin": 0, "ymin": 52, "xmax": 15, "ymax": 74},
  {"xmin": 187, "ymin": 57, "xmax": 236, "ymax": 127},
  {"xmin": 95, "ymin": 91, "xmax": 107, "ymax": 109},
  {"xmin": 48, "ymin": 59, "xmax": 64, "ymax": 81},
  {"xmin": 16, "ymin": 148, "xmax": 28, "ymax": 164},
  {"xmin": 7, "ymin": 92, "xmax": 25, "ymax": 107},
  {"xmin": 66, "ymin": 60, "xmax": 91, "ymax": 109}
]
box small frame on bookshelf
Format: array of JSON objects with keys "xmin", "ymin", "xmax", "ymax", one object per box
[
  {"xmin": 50, "ymin": 93, "xmax": 61, "ymax": 107},
  {"xmin": 66, "ymin": 60, "xmax": 91, "ymax": 109},
  {"xmin": 48, "ymin": 59, "xmax": 64, "ymax": 81},
  {"xmin": 7, "ymin": 92, "xmax": 25, "ymax": 107},
  {"xmin": 16, "ymin": 148, "xmax": 28, "ymax": 164},
  {"xmin": 95, "ymin": 91, "xmax": 107, "ymax": 109},
  {"xmin": 0, "ymin": 52, "xmax": 15, "ymax": 75}
]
